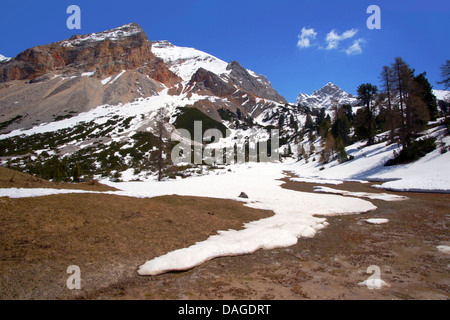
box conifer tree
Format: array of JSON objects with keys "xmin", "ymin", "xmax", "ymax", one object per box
[
  {"xmin": 437, "ymin": 60, "xmax": 450, "ymax": 90},
  {"xmin": 379, "ymin": 65, "xmax": 398, "ymax": 142},
  {"xmin": 414, "ymin": 72, "xmax": 438, "ymax": 121},
  {"xmin": 356, "ymin": 83, "xmax": 378, "ymax": 145}
]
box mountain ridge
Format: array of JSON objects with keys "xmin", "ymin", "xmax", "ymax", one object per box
[{"xmin": 0, "ymin": 23, "xmax": 286, "ymax": 132}]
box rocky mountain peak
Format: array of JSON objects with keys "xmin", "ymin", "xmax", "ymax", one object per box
[
  {"xmin": 0, "ymin": 23, "xmax": 180, "ymax": 85},
  {"xmin": 61, "ymin": 23, "xmax": 145, "ymax": 47},
  {"xmin": 296, "ymin": 82, "xmax": 357, "ymax": 109},
  {"xmin": 312, "ymin": 82, "xmax": 344, "ymax": 97},
  {"xmin": 225, "ymin": 61, "xmax": 286, "ymax": 104}
]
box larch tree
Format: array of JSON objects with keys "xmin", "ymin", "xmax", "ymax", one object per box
[{"xmin": 379, "ymin": 65, "xmax": 398, "ymax": 142}]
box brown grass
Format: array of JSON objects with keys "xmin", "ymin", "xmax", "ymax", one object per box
[{"xmin": 0, "ymin": 169, "xmax": 272, "ymax": 299}]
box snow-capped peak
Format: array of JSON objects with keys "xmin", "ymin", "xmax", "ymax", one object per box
[
  {"xmin": 295, "ymin": 82, "xmax": 357, "ymax": 109},
  {"xmin": 151, "ymin": 40, "xmax": 230, "ymax": 82},
  {"xmin": 0, "ymin": 54, "xmax": 11, "ymax": 62},
  {"xmin": 433, "ymin": 89, "xmax": 450, "ymax": 102}
]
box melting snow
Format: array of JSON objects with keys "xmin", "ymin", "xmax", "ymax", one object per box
[
  {"xmin": 313, "ymin": 186, "xmax": 408, "ymax": 201},
  {"xmin": 365, "ymin": 218, "xmax": 389, "ymax": 224}
]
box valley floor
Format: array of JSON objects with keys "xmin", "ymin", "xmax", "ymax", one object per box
[
  {"xmin": 0, "ymin": 167, "xmax": 448, "ymax": 300},
  {"xmin": 88, "ymin": 180, "xmax": 450, "ymax": 300}
]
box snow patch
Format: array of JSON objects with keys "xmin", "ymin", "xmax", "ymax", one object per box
[
  {"xmin": 81, "ymin": 71, "xmax": 96, "ymax": 77},
  {"xmin": 313, "ymin": 186, "xmax": 408, "ymax": 201},
  {"xmin": 365, "ymin": 218, "xmax": 389, "ymax": 224},
  {"xmin": 436, "ymin": 245, "xmax": 450, "ymax": 254}
]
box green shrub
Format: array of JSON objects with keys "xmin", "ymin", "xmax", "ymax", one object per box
[
  {"xmin": 174, "ymin": 107, "xmax": 228, "ymax": 138},
  {"xmin": 385, "ymin": 137, "xmax": 437, "ymax": 166}
]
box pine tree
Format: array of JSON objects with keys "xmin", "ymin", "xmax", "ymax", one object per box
[
  {"xmin": 356, "ymin": 83, "xmax": 378, "ymax": 145},
  {"xmin": 414, "ymin": 72, "xmax": 438, "ymax": 121},
  {"xmin": 437, "ymin": 60, "xmax": 450, "ymax": 90},
  {"xmin": 391, "ymin": 57, "xmax": 409, "ymax": 147},
  {"xmin": 389, "ymin": 57, "xmax": 431, "ymax": 151},
  {"xmin": 331, "ymin": 106, "xmax": 351, "ymax": 146},
  {"xmin": 335, "ymin": 136, "xmax": 348, "ymax": 163}
]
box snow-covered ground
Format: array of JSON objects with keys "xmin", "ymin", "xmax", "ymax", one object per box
[{"xmin": 288, "ymin": 124, "xmax": 450, "ymax": 193}]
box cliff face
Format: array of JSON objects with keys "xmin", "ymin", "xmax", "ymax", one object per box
[
  {"xmin": 226, "ymin": 61, "xmax": 286, "ymax": 104},
  {"xmin": 0, "ymin": 23, "xmax": 180, "ymax": 86}
]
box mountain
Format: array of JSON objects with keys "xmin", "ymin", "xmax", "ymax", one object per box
[
  {"xmin": 0, "ymin": 23, "xmax": 290, "ymax": 182},
  {"xmin": 0, "ymin": 23, "xmax": 285, "ymax": 133},
  {"xmin": 0, "ymin": 54, "xmax": 10, "ymax": 62},
  {"xmin": 151, "ymin": 40, "xmax": 286, "ymax": 120},
  {"xmin": 295, "ymin": 82, "xmax": 358, "ymax": 109},
  {"xmin": 0, "ymin": 23, "xmax": 180, "ymax": 131}
]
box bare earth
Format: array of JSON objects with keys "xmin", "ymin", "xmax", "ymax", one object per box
[{"xmin": 0, "ymin": 167, "xmax": 449, "ymax": 300}]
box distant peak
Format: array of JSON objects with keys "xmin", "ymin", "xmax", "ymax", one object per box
[
  {"xmin": 296, "ymin": 82, "xmax": 357, "ymax": 109},
  {"xmin": 322, "ymin": 82, "xmax": 340, "ymax": 89},
  {"xmin": 0, "ymin": 54, "xmax": 11, "ymax": 62}
]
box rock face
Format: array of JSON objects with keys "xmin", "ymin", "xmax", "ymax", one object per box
[
  {"xmin": 226, "ymin": 61, "xmax": 286, "ymax": 104},
  {"xmin": 0, "ymin": 23, "xmax": 179, "ymax": 86},
  {"xmin": 186, "ymin": 68, "xmax": 236, "ymax": 97},
  {"xmin": 0, "ymin": 23, "xmax": 184, "ymax": 131}
]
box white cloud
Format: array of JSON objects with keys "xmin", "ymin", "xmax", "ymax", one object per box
[
  {"xmin": 325, "ymin": 28, "xmax": 358, "ymax": 50},
  {"xmin": 297, "ymin": 27, "xmax": 317, "ymax": 49},
  {"xmin": 345, "ymin": 38, "xmax": 364, "ymax": 55},
  {"xmin": 297, "ymin": 26, "xmax": 364, "ymax": 56}
]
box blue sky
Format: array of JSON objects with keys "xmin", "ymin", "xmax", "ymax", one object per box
[{"xmin": 1, "ymin": 0, "xmax": 449, "ymax": 102}]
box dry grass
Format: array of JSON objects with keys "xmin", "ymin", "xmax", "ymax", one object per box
[{"xmin": 0, "ymin": 168, "xmax": 272, "ymax": 299}]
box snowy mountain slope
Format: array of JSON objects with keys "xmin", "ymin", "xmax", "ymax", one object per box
[
  {"xmin": 295, "ymin": 82, "xmax": 358, "ymax": 109},
  {"xmin": 151, "ymin": 40, "xmax": 230, "ymax": 82},
  {"xmin": 288, "ymin": 122, "xmax": 450, "ymax": 193},
  {"xmin": 151, "ymin": 40, "xmax": 286, "ymax": 119},
  {"xmin": 433, "ymin": 89, "xmax": 450, "ymax": 102}
]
